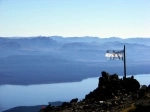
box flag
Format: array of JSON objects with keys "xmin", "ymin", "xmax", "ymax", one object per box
[{"xmin": 105, "ymin": 50, "xmax": 124, "ymax": 60}]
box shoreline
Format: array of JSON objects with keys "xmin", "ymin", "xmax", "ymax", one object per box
[{"xmin": 0, "ymin": 73, "xmax": 150, "ymax": 86}]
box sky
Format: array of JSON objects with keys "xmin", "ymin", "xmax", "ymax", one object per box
[{"xmin": 0, "ymin": 0, "xmax": 150, "ymax": 38}]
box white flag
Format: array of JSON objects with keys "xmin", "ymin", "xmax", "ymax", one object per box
[{"xmin": 105, "ymin": 50, "xmax": 124, "ymax": 60}]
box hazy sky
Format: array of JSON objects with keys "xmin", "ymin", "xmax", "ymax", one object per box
[{"xmin": 0, "ymin": 0, "xmax": 149, "ymax": 38}]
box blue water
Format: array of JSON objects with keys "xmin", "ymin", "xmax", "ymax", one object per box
[{"xmin": 0, "ymin": 74, "xmax": 150, "ymax": 112}]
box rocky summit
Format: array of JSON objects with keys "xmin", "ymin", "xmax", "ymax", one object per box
[{"xmin": 40, "ymin": 71, "xmax": 150, "ymax": 112}]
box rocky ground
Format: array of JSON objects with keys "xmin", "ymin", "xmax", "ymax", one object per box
[{"xmin": 40, "ymin": 71, "xmax": 150, "ymax": 112}]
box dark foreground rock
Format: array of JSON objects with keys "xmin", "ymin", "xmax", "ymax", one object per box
[{"xmin": 40, "ymin": 71, "xmax": 150, "ymax": 112}]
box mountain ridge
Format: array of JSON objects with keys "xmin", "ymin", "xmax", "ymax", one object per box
[{"xmin": 0, "ymin": 36, "xmax": 150, "ymax": 85}]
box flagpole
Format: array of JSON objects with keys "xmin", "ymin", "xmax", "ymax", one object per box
[{"xmin": 124, "ymin": 45, "xmax": 126, "ymax": 78}]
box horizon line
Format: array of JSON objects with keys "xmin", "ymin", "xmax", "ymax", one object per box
[{"xmin": 0, "ymin": 35, "xmax": 150, "ymax": 39}]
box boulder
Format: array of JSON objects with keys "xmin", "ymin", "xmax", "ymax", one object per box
[
  {"xmin": 141, "ymin": 85, "xmax": 148, "ymax": 90},
  {"xmin": 40, "ymin": 104, "xmax": 53, "ymax": 112},
  {"xmin": 85, "ymin": 72, "xmax": 140, "ymax": 102},
  {"xmin": 61, "ymin": 102, "xmax": 71, "ymax": 108},
  {"xmin": 70, "ymin": 98, "xmax": 78, "ymax": 103}
]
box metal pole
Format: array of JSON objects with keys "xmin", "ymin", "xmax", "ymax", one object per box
[{"xmin": 124, "ymin": 45, "xmax": 126, "ymax": 78}]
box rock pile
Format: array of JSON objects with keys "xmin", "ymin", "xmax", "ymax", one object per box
[
  {"xmin": 40, "ymin": 71, "xmax": 150, "ymax": 112},
  {"xmin": 85, "ymin": 71, "xmax": 140, "ymax": 101}
]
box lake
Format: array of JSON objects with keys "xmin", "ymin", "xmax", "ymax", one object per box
[{"xmin": 0, "ymin": 74, "xmax": 150, "ymax": 112}]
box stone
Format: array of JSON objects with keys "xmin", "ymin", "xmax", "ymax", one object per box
[
  {"xmin": 132, "ymin": 94, "xmax": 139, "ymax": 100},
  {"xmin": 61, "ymin": 102, "xmax": 71, "ymax": 108},
  {"xmin": 70, "ymin": 98, "xmax": 78, "ymax": 103},
  {"xmin": 101, "ymin": 71, "xmax": 110, "ymax": 79},
  {"xmin": 148, "ymin": 84, "xmax": 150, "ymax": 89},
  {"xmin": 110, "ymin": 73, "xmax": 118, "ymax": 80},
  {"xmin": 141, "ymin": 85, "xmax": 148, "ymax": 90},
  {"xmin": 40, "ymin": 104, "xmax": 53, "ymax": 112}
]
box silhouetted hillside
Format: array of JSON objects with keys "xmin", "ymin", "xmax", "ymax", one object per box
[{"xmin": 39, "ymin": 71, "xmax": 150, "ymax": 112}]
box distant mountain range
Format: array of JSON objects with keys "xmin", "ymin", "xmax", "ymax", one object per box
[{"xmin": 0, "ymin": 36, "xmax": 150, "ymax": 85}]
